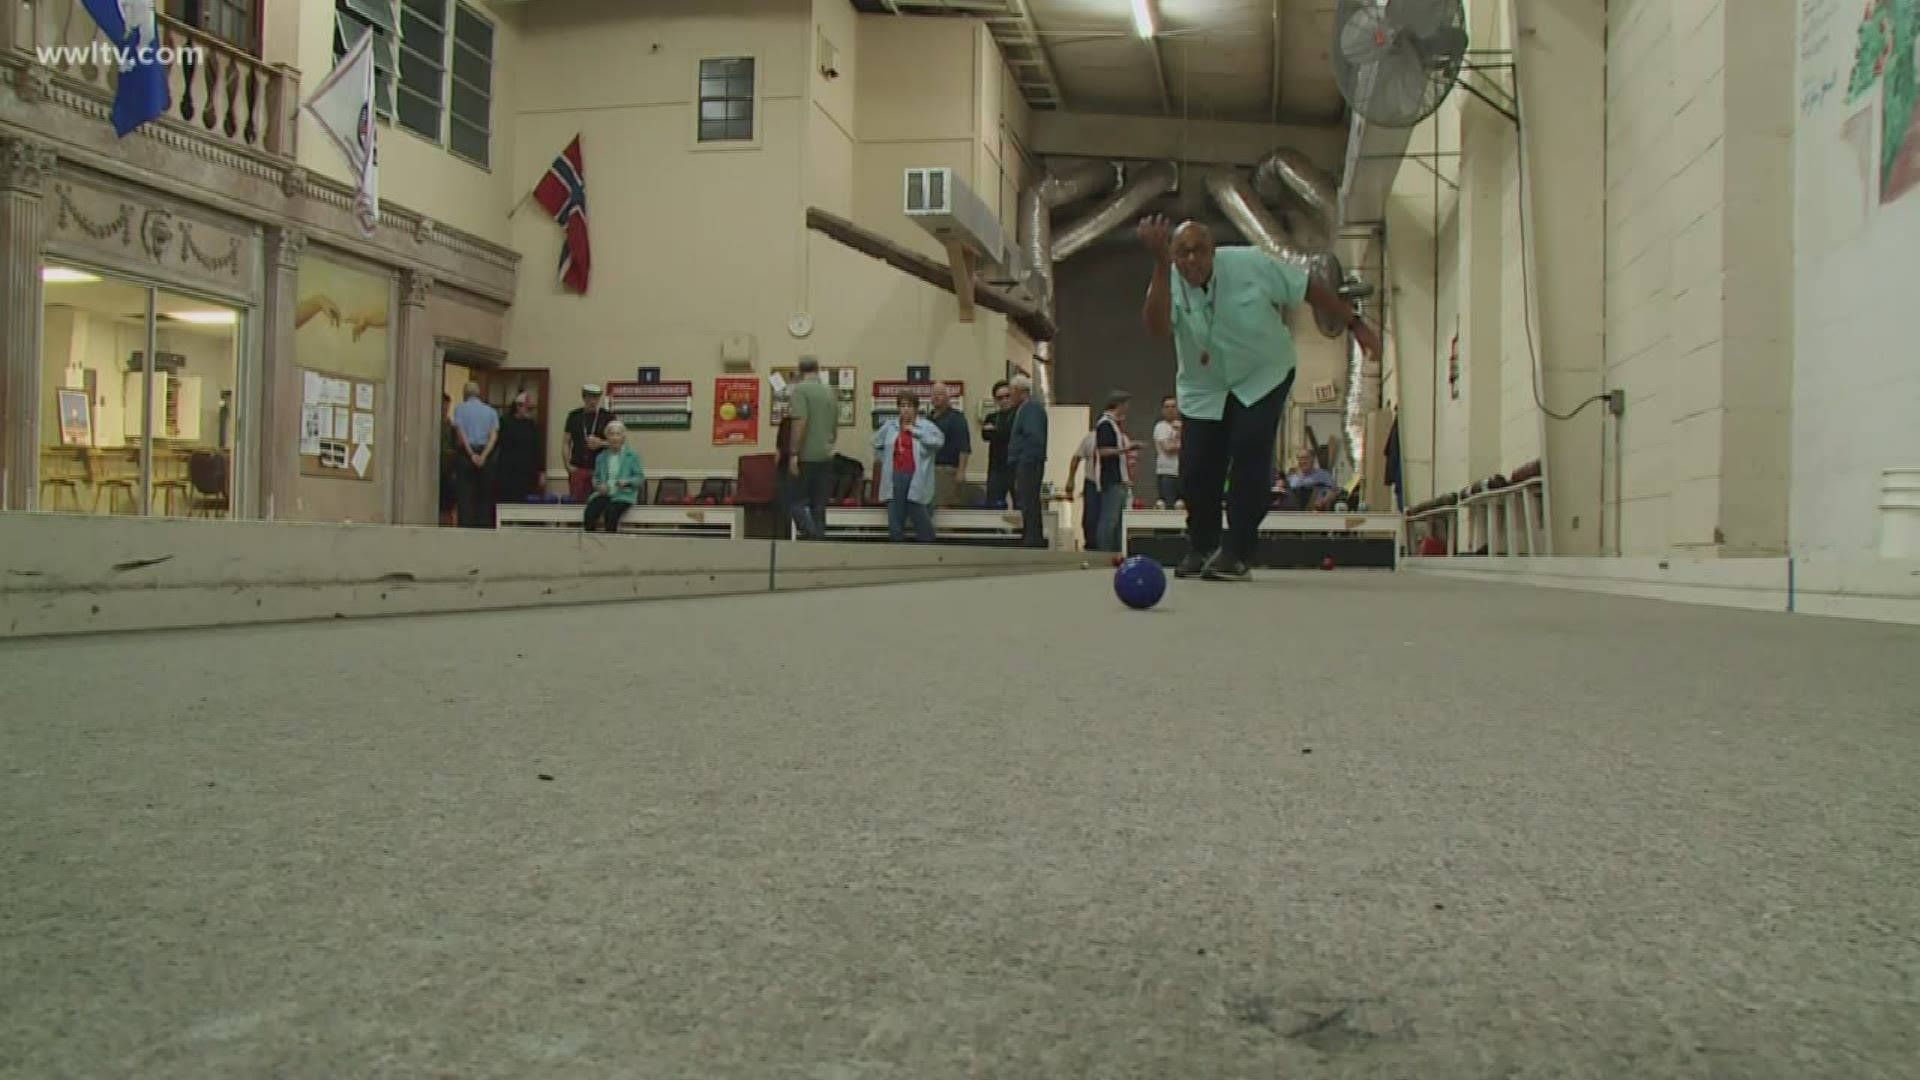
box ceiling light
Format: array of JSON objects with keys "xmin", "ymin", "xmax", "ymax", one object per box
[
  {"xmin": 43, "ymin": 267, "xmax": 99, "ymax": 283},
  {"xmin": 170, "ymin": 310, "xmax": 237, "ymax": 325},
  {"xmin": 1131, "ymin": 0, "xmax": 1157, "ymax": 38}
]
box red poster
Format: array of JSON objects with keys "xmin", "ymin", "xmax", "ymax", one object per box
[{"xmin": 712, "ymin": 377, "xmax": 760, "ymax": 445}]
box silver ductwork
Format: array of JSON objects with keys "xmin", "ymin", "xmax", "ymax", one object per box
[
  {"xmin": 1052, "ymin": 161, "xmax": 1179, "ymax": 263},
  {"xmin": 1251, "ymin": 148, "xmax": 1339, "ymax": 253},
  {"xmin": 1017, "ymin": 160, "xmax": 1119, "ymax": 310},
  {"xmin": 1204, "ymin": 166, "xmax": 1347, "ymax": 339},
  {"xmin": 1203, "ymin": 168, "xmax": 1340, "ymax": 291}
]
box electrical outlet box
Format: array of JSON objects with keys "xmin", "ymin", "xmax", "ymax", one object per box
[{"xmin": 1606, "ymin": 388, "xmax": 1626, "ymax": 416}]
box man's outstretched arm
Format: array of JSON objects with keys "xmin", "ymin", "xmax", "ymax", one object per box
[{"xmin": 1304, "ymin": 274, "xmax": 1382, "ymax": 358}]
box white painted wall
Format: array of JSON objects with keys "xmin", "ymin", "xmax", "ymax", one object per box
[{"xmin": 1793, "ymin": 0, "xmax": 1920, "ymax": 559}]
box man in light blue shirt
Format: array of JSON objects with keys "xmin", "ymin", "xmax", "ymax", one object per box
[
  {"xmin": 450, "ymin": 382, "xmax": 500, "ymax": 528},
  {"xmin": 1140, "ymin": 216, "xmax": 1380, "ymax": 580}
]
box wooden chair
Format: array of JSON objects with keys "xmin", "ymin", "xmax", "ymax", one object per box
[
  {"xmin": 86, "ymin": 449, "xmax": 139, "ymax": 514},
  {"xmin": 153, "ymin": 451, "xmax": 192, "ymax": 516},
  {"xmin": 37, "ymin": 448, "xmax": 83, "ymax": 511}
]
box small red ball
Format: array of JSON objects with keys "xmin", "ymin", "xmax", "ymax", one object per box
[
  {"xmin": 1321, "ymin": 556, "xmax": 1335, "ymax": 571},
  {"xmin": 1111, "ymin": 554, "xmax": 1124, "ymax": 568}
]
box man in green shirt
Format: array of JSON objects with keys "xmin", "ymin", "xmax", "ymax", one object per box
[
  {"xmin": 1140, "ymin": 215, "xmax": 1381, "ymax": 581},
  {"xmin": 786, "ymin": 356, "xmax": 841, "ymax": 538}
]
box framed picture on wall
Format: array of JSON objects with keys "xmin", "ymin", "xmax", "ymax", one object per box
[{"xmin": 57, "ymin": 389, "xmax": 92, "ymax": 447}]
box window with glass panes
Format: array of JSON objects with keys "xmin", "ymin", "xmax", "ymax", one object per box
[
  {"xmin": 448, "ymin": 4, "xmax": 494, "ymax": 166},
  {"xmin": 396, "ymin": 0, "xmax": 446, "ymax": 141},
  {"xmin": 334, "ymin": 0, "xmax": 396, "ymax": 118},
  {"xmin": 698, "ymin": 58, "xmax": 755, "ymax": 142},
  {"xmin": 168, "ymin": 0, "xmax": 257, "ymax": 53}
]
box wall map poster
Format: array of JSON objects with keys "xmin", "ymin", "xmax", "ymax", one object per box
[{"xmin": 712, "ymin": 377, "xmax": 760, "ymax": 445}]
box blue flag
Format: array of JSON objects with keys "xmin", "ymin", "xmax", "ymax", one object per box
[{"xmin": 79, "ymin": 0, "xmax": 170, "ymax": 136}]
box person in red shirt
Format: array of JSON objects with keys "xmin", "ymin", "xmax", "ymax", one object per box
[{"xmin": 870, "ymin": 392, "xmax": 945, "ymax": 542}]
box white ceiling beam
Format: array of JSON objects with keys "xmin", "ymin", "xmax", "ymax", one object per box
[{"xmin": 1148, "ymin": 36, "xmax": 1173, "ymax": 115}]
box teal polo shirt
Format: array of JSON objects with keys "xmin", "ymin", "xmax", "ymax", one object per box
[{"xmin": 1169, "ymin": 246, "xmax": 1309, "ymax": 420}]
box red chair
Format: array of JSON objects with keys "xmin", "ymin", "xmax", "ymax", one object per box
[{"xmin": 735, "ymin": 453, "xmax": 775, "ymax": 505}]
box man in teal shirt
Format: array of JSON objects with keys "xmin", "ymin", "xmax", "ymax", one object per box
[{"xmin": 1139, "ymin": 215, "xmax": 1381, "ymax": 580}]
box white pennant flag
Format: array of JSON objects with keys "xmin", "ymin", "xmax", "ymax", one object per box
[{"xmin": 303, "ymin": 25, "xmax": 379, "ymax": 236}]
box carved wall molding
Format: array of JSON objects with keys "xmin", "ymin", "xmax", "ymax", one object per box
[
  {"xmin": 3, "ymin": 55, "xmax": 520, "ymax": 302},
  {"xmin": 46, "ymin": 176, "xmax": 258, "ymax": 298},
  {"xmin": 52, "ymin": 183, "xmax": 129, "ymax": 242},
  {"xmin": 0, "ymin": 134, "xmax": 55, "ymax": 195},
  {"xmin": 400, "ymin": 270, "xmax": 435, "ymax": 308},
  {"xmin": 269, "ymin": 226, "xmax": 306, "ymax": 272}
]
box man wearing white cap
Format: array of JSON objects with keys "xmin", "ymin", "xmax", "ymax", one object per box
[{"xmin": 562, "ymin": 384, "xmax": 614, "ymax": 503}]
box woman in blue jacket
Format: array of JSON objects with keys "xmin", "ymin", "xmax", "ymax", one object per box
[{"xmin": 871, "ymin": 392, "xmax": 945, "ymax": 542}]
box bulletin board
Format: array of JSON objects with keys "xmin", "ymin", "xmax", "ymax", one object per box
[
  {"xmin": 768, "ymin": 365, "xmax": 857, "ymax": 428},
  {"xmin": 298, "ymin": 366, "xmax": 379, "ymax": 481}
]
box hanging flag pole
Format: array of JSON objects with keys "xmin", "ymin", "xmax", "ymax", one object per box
[
  {"xmin": 303, "ymin": 25, "xmax": 380, "ymax": 238},
  {"xmin": 79, "ymin": 0, "xmax": 170, "ymax": 136},
  {"xmin": 530, "ymin": 135, "xmax": 591, "ymax": 294}
]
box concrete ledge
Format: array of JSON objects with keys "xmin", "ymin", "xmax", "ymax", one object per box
[
  {"xmin": 0, "ymin": 513, "xmax": 1084, "ymax": 639},
  {"xmin": 1407, "ymin": 556, "xmax": 1920, "ymax": 626}
]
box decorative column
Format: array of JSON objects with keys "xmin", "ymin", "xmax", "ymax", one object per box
[
  {"xmin": 391, "ymin": 269, "xmax": 437, "ymax": 525},
  {"xmin": 258, "ymin": 225, "xmax": 305, "ymax": 519},
  {"xmin": 0, "ymin": 135, "xmax": 55, "ymax": 512}
]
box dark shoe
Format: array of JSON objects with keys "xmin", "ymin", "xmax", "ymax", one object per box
[
  {"xmin": 1202, "ymin": 552, "xmax": 1251, "ymax": 581},
  {"xmin": 1175, "ymin": 552, "xmax": 1210, "ymax": 578}
]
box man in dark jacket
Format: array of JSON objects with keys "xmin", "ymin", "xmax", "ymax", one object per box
[
  {"xmin": 493, "ymin": 391, "xmax": 544, "ymax": 506},
  {"xmin": 978, "ymin": 379, "xmax": 1014, "ymax": 507},
  {"xmin": 1006, "ymin": 374, "xmax": 1049, "ymax": 548}
]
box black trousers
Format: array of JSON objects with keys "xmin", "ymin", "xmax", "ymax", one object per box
[
  {"xmin": 797, "ymin": 460, "xmax": 834, "ymax": 538},
  {"xmin": 1180, "ymin": 374, "xmax": 1290, "ymax": 561},
  {"xmin": 984, "ymin": 461, "xmax": 1011, "ymax": 507},
  {"xmin": 454, "ymin": 457, "xmax": 492, "ymax": 528},
  {"xmin": 582, "ymin": 495, "xmax": 630, "ymax": 533},
  {"xmin": 1013, "ymin": 460, "xmax": 1046, "ymax": 547}
]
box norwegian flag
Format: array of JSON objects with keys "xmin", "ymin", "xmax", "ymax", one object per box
[{"xmin": 532, "ymin": 135, "xmax": 590, "ymax": 294}]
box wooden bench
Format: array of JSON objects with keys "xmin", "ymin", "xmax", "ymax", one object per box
[{"xmin": 497, "ymin": 503, "xmax": 745, "ymax": 539}]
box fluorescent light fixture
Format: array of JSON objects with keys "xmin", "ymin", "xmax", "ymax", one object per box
[
  {"xmin": 170, "ymin": 310, "xmax": 237, "ymax": 325},
  {"xmin": 42, "ymin": 267, "xmax": 99, "ymax": 283},
  {"xmin": 1131, "ymin": 0, "xmax": 1156, "ymax": 38}
]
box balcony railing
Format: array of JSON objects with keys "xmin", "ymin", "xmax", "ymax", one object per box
[{"xmin": 8, "ymin": 0, "xmax": 299, "ymax": 159}]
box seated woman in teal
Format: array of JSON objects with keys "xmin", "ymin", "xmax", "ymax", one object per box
[{"xmin": 583, "ymin": 420, "xmax": 644, "ymax": 533}]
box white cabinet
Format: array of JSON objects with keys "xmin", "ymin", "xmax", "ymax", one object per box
[{"xmin": 122, "ymin": 372, "xmax": 202, "ymax": 441}]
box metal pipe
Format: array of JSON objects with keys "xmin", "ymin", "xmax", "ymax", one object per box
[
  {"xmin": 1251, "ymin": 147, "xmax": 1339, "ymax": 251},
  {"xmin": 1017, "ymin": 159, "xmax": 1118, "ymax": 306},
  {"xmin": 1052, "ymin": 160, "xmax": 1178, "ymax": 263}
]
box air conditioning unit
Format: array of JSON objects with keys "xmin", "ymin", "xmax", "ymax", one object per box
[{"xmin": 904, "ymin": 167, "xmax": 1004, "ymax": 265}]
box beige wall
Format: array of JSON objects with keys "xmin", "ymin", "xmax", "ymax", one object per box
[
  {"xmin": 500, "ymin": 0, "xmax": 1021, "ymax": 478},
  {"xmin": 286, "ymin": 0, "xmax": 523, "ymax": 247},
  {"xmin": 1384, "ymin": 0, "xmax": 1794, "ymax": 557},
  {"xmin": 1794, "ymin": 0, "xmax": 1920, "ymax": 559}
]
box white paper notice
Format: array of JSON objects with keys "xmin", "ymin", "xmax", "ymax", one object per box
[
  {"xmin": 326, "ymin": 378, "xmax": 352, "ymax": 406},
  {"xmin": 839, "ymin": 368, "xmax": 855, "ymax": 387},
  {"xmin": 301, "ymin": 405, "xmax": 327, "ymax": 454},
  {"xmin": 354, "ymin": 382, "xmax": 373, "ymax": 410},
  {"xmin": 351, "ymin": 411, "xmax": 374, "ymax": 446},
  {"xmin": 350, "ymin": 443, "xmax": 371, "ymax": 478},
  {"xmin": 768, "ymin": 373, "xmax": 787, "ymax": 394},
  {"xmin": 330, "ymin": 407, "xmax": 348, "ymax": 439},
  {"xmin": 303, "ymin": 370, "xmax": 324, "ymax": 405}
]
